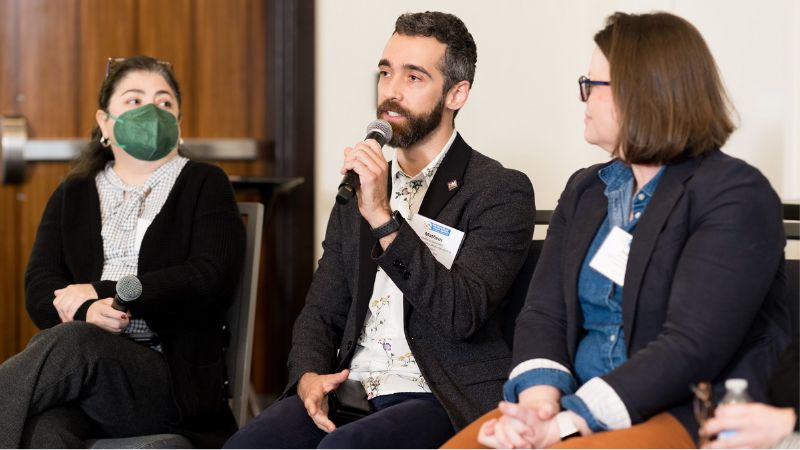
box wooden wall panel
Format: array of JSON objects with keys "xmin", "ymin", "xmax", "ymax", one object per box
[
  {"xmin": 248, "ymin": 0, "xmax": 271, "ymax": 143},
  {"xmin": 194, "ymin": 0, "xmax": 270, "ymax": 178},
  {"xmin": 77, "ymin": 0, "xmax": 137, "ymax": 137},
  {"xmin": 0, "ymin": 0, "xmax": 21, "ymax": 360},
  {"xmin": 14, "ymin": 0, "xmax": 80, "ymax": 345},
  {"xmin": 1, "ymin": 0, "xmax": 20, "ymax": 115},
  {"xmin": 17, "ymin": 163, "xmax": 71, "ymax": 345},
  {"xmin": 194, "ymin": 0, "xmax": 252, "ymax": 138},
  {"xmin": 0, "ymin": 187, "xmax": 20, "ymax": 358},
  {"xmin": 17, "ymin": 0, "xmax": 79, "ymax": 137}
]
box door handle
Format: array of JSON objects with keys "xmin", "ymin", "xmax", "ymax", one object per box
[
  {"xmin": 0, "ymin": 116, "xmax": 26, "ymax": 184},
  {"xmin": 0, "ymin": 116, "xmax": 259, "ymax": 184}
]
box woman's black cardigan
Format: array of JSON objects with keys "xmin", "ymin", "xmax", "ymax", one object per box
[{"xmin": 25, "ymin": 161, "xmax": 246, "ymax": 446}]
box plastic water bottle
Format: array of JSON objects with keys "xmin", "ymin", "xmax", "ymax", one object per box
[{"xmin": 716, "ymin": 378, "xmax": 752, "ymax": 440}]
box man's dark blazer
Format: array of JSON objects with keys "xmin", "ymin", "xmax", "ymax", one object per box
[
  {"xmin": 513, "ymin": 149, "xmax": 790, "ymax": 440},
  {"xmin": 287, "ymin": 133, "xmax": 536, "ymax": 429}
]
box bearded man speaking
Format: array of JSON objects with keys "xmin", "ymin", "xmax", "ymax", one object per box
[{"xmin": 225, "ymin": 11, "xmax": 536, "ymax": 449}]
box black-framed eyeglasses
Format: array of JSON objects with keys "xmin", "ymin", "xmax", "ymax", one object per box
[
  {"xmin": 578, "ymin": 75, "xmax": 610, "ymax": 102},
  {"xmin": 105, "ymin": 57, "xmax": 173, "ymax": 79}
]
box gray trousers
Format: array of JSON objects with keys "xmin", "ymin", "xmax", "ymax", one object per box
[{"xmin": 0, "ymin": 321, "xmax": 178, "ymax": 448}]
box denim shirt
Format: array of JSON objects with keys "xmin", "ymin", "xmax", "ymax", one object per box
[
  {"xmin": 504, "ymin": 160, "xmax": 665, "ymax": 429},
  {"xmin": 573, "ymin": 160, "xmax": 664, "ymax": 384}
]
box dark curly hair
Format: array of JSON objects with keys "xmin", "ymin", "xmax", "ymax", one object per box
[
  {"xmin": 67, "ymin": 55, "xmax": 182, "ymax": 180},
  {"xmin": 394, "ymin": 11, "xmax": 477, "ymax": 98}
]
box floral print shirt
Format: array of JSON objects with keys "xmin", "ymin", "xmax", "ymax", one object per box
[{"xmin": 348, "ymin": 130, "xmax": 457, "ymax": 399}]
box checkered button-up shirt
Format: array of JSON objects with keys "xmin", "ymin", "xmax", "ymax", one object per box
[{"xmin": 95, "ymin": 155, "xmax": 189, "ymax": 347}]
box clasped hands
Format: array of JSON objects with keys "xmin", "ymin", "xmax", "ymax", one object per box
[
  {"xmin": 53, "ymin": 283, "xmax": 130, "ymax": 333},
  {"xmin": 478, "ymin": 398, "xmax": 563, "ymax": 449}
]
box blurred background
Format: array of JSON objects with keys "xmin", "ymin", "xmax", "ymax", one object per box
[{"xmin": 0, "ymin": 0, "xmax": 797, "ymax": 407}]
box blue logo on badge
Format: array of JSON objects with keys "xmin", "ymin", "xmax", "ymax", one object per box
[{"xmin": 424, "ymin": 221, "xmax": 451, "ymax": 236}]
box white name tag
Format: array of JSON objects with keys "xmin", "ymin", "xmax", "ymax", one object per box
[
  {"xmin": 589, "ymin": 225, "xmax": 632, "ymax": 286},
  {"xmin": 135, "ymin": 218, "xmax": 152, "ymax": 251},
  {"xmin": 407, "ymin": 214, "xmax": 465, "ymax": 270}
]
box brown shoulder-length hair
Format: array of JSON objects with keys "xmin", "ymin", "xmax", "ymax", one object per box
[
  {"xmin": 67, "ymin": 55, "xmax": 182, "ymax": 180},
  {"xmin": 594, "ymin": 12, "xmax": 736, "ymax": 164}
]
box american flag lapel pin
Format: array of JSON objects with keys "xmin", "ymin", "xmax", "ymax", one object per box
[{"xmin": 447, "ymin": 179, "xmax": 459, "ymax": 191}]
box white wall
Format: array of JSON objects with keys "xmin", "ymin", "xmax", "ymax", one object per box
[{"xmin": 315, "ymin": 0, "xmax": 800, "ymax": 260}]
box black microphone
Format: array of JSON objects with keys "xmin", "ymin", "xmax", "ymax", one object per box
[
  {"xmin": 111, "ymin": 275, "xmax": 143, "ymax": 312},
  {"xmin": 336, "ymin": 119, "xmax": 393, "ymax": 205}
]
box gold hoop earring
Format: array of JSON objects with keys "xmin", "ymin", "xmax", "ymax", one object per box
[{"xmin": 100, "ymin": 136, "xmax": 110, "ymax": 147}]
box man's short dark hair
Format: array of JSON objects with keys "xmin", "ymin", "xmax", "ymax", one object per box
[{"xmin": 394, "ymin": 11, "xmax": 477, "ymax": 96}]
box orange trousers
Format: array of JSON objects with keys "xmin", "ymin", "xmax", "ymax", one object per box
[{"xmin": 442, "ymin": 409, "xmax": 695, "ymax": 449}]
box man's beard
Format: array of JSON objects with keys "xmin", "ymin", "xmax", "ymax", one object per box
[{"xmin": 376, "ymin": 97, "xmax": 445, "ymax": 149}]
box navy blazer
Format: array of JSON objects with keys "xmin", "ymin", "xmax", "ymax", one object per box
[
  {"xmin": 513, "ymin": 149, "xmax": 790, "ymax": 440},
  {"xmin": 288, "ymin": 134, "xmax": 536, "ymax": 429}
]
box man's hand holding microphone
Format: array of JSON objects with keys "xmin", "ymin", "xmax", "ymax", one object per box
[{"xmin": 337, "ymin": 120, "xmax": 398, "ymax": 248}]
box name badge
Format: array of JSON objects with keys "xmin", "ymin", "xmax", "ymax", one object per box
[
  {"xmin": 589, "ymin": 225, "xmax": 632, "ymax": 286},
  {"xmin": 407, "ymin": 214, "xmax": 465, "ymax": 270},
  {"xmin": 135, "ymin": 218, "xmax": 152, "ymax": 251}
]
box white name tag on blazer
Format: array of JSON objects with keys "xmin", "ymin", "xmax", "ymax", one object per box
[
  {"xmin": 408, "ymin": 214, "xmax": 465, "ymax": 270},
  {"xmin": 589, "ymin": 225, "xmax": 632, "ymax": 286}
]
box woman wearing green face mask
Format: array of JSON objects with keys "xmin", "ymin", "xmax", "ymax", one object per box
[{"xmin": 0, "ymin": 55, "xmax": 246, "ymax": 448}]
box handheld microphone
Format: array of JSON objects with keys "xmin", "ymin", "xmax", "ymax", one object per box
[
  {"xmin": 111, "ymin": 275, "xmax": 143, "ymax": 312},
  {"xmin": 336, "ymin": 119, "xmax": 393, "ymax": 205}
]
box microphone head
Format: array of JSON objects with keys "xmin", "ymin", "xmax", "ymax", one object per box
[
  {"xmin": 116, "ymin": 275, "xmax": 143, "ymax": 303},
  {"xmin": 366, "ymin": 119, "xmax": 393, "ymax": 146}
]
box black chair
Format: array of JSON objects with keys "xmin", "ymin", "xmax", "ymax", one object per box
[
  {"xmin": 501, "ymin": 239, "xmax": 544, "ymax": 348},
  {"xmin": 501, "ymin": 210, "xmax": 552, "ymax": 348},
  {"xmin": 784, "ymin": 203, "xmax": 799, "ymax": 336},
  {"xmin": 787, "ymin": 259, "xmax": 799, "ymax": 337}
]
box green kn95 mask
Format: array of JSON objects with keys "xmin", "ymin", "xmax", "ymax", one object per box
[{"xmin": 110, "ymin": 104, "xmax": 179, "ymax": 161}]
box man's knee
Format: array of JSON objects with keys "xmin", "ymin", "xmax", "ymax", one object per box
[
  {"xmin": 224, "ymin": 395, "xmax": 322, "ymax": 448},
  {"xmin": 317, "ymin": 426, "xmax": 366, "ymax": 449},
  {"xmin": 318, "ymin": 401, "xmax": 454, "ymax": 449}
]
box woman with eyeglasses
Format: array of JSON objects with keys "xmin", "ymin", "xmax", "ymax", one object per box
[
  {"xmin": 443, "ymin": 12, "xmax": 789, "ymax": 449},
  {"xmin": 0, "ymin": 55, "xmax": 245, "ymax": 448}
]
